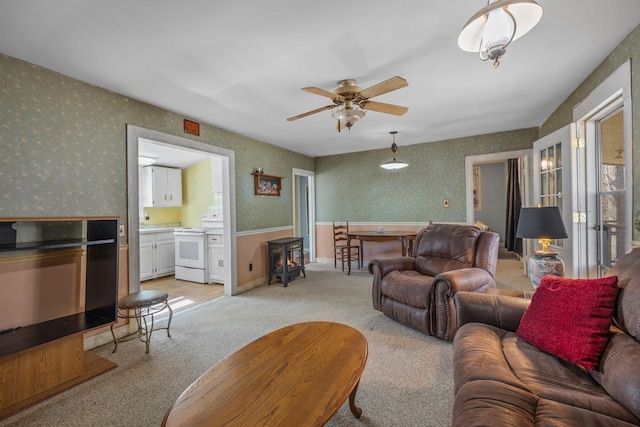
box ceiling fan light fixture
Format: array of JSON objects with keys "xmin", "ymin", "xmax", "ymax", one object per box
[
  {"xmin": 332, "ymin": 104, "xmax": 366, "ymax": 130},
  {"xmin": 287, "ymin": 76, "xmax": 408, "ymax": 131},
  {"xmin": 381, "ymin": 131, "xmax": 408, "ymax": 170},
  {"xmin": 458, "ymin": 0, "xmax": 543, "ymax": 68}
]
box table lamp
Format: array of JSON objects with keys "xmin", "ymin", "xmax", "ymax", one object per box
[{"xmin": 516, "ymin": 206, "xmax": 568, "ymax": 289}]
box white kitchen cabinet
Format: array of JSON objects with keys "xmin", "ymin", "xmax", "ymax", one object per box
[
  {"xmin": 139, "ymin": 234, "xmax": 155, "ymax": 281},
  {"xmin": 207, "ymin": 234, "xmax": 224, "ymax": 284},
  {"xmin": 156, "ymin": 232, "xmax": 176, "ymax": 276},
  {"xmin": 140, "ymin": 231, "xmax": 175, "ymax": 281},
  {"xmin": 142, "ymin": 166, "xmax": 182, "ymax": 207}
]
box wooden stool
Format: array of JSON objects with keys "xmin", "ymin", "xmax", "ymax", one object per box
[{"xmin": 110, "ymin": 290, "xmax": 173, "ymax": 354}]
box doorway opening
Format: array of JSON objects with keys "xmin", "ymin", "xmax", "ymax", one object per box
[
  {"xmin": 465, "ymin": 149, "xmax": 531, "ymax": 274},
  {"xmin": 292, "ymin": 168, "xmax": 316, "ymax": 263},
  {"xmin": 126, "ymin": 126, "xmax": 238, "ymax": 316}
]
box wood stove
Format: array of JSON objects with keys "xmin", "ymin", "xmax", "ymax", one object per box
[{"xmin": 267, "ymin": 237, "xmax": 305, "ymax": 287}]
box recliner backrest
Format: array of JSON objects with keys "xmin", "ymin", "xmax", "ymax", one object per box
[{"xmin": 413, "ymin": 224, "xmax": 482, "ymax": 277}]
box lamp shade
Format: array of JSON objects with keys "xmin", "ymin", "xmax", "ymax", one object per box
[
  {"xmin": 516, "ymin": 206, "xmax": 568, "ymax": 240},
  {"xmin": 458, "ymin": 0, "xmax": 543, "ymax": 52},
  {"xmin": 380, "ymin": 159, "xmax": 409, "ymax": 170}
]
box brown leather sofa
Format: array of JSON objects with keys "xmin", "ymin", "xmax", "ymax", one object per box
[
  {"xmin": 452, "ymin": 248, "xmax": 640, "ymax": 426},
  {"xmin": 368, "ymin": 223, "xmax": 500, "ymax": 341}
]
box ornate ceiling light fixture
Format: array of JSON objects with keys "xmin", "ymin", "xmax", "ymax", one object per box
[
  {"xmin": 332, "ymin": 100, "xmax": 366, "ymax": 132},
  {"xmin": 458, "ymin": 0, "xmax": 543, "ymax": 68},
  {"xmin": 380, "ymin": 131, "xmax": 408, "ymax": 170}
]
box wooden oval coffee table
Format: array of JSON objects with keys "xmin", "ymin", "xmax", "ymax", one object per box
[{"xmin": 162, "ymin": 321, "xmax": 368, "ymax": 427}]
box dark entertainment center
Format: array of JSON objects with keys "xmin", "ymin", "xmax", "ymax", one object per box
[{"xmin": 0, "ymin": 217, "xmax": 120, "ymax": 418}]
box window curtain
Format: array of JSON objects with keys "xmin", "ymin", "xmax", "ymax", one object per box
[{"xmin": 505, "ymin": 158, "xmax": 523, "ymax": 255}]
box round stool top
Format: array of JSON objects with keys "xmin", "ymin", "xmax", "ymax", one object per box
[{"xmin": 119, "ymin": 290, "xmax": 169, "ymax": 309}]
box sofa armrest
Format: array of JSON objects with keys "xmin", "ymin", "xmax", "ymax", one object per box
[
  {"xmin": 454, "ymin": 292, "xmax": 530, "ymax": 332},
  {"xmin": 431, "ymin": 268, "xmax": 497, "ymax": 340},
  {"xmin": 369, "ymin": 257, "xmax": 416, "ymax": 311}
]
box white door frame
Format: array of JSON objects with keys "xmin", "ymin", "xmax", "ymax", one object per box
[
  {"xmin": 292, "ymin": 168, "xmax": 316, "ymax": 262},
  {"xmin": 573, "ymin": 60, "xmax": 632, "ymax": 276},
  {"xmin": 126, "ymin": 125, "xmax": 238, "ymax": 296}
]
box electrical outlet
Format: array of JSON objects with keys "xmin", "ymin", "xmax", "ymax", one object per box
[
  {"xmin": 119, "ymin": 225, "xmax": 125, "ymax": 236},
  {"xmin": 249, "ymin": 263, "xmax": 253, "ymax": 271},
  {"xmin": 443, "ymin": 199, "xmax": 450, "ymax": 208}
]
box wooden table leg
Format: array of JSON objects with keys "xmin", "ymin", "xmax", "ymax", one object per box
[
  {"xmin": 401, "ymin": 237, "xmax": 407, "ymax": 256},
  {"xmin": 348, "ymin": 380, "xmax": 362, "ymax": 418},
  {"xmin": 359, "ymin": 240, "xmax": 364, "ymax": 269}
]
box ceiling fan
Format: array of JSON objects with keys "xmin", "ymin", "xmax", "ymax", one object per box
[{"xmin": 287, "ymin": 76, "xmax": 409, "ymax": 132}]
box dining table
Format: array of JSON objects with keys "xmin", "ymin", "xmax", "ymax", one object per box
[{"xmin": 346, "ymin": 230, "xmax": 417, "ymax": 275}]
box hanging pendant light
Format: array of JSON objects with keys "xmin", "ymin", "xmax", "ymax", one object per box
[
  {"xmin": 380, "ymin": 131, "xmax": 408, "ymax": 170},
  {"xmin": 458, "ymin": 0, "xmax": 543, "ymax": 68}
]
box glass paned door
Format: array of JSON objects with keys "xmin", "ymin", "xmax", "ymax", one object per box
[
  {"xmin": 533, "ymin": 124, "xmax": 575, "ymax": 278},
  {"xmin": 596, "ymin": 109, "xmax": 626, "ymax": 275},
  {"xmin": 538, "ymin": 142, "xmax": 563, "ymax": 247}
]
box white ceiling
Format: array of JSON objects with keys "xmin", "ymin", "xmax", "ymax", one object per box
[{"xmin": 1, "ymin": 1, "xmax": 639, "ymax": 157}]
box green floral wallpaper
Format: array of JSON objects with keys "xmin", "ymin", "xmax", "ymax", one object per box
[
  {"xmin": 315, "ymin": 129, "xmax": 537, "ymax": 222},
  {"xmin": 0, "ymin": 53, "xmax": 313, "ymax": 235}
]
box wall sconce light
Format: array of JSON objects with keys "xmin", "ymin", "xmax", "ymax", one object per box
[
  {"xmin": 516, "ymin": 206, "xmax": 568, "ymax": 289},
  {"xmin": 458, "ymin": 0, "xmax": 543, "ymax": 68},
  {"xmin": 380, "ymin": 131, "xmax": 408, "ymax": 170}
]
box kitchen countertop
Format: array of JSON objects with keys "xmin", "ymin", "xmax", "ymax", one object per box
[
  {"xmin": 139, "ymin": 222, "xmax": 180, "ymax": 234},
  {"xmin": 140, "ymin": 227, "xmax": 177, "ymax": 234}
]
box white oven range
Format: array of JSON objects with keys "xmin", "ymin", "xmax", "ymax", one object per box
[
  {"xmin": 174, "ymin": 227, "xmax": 209, "ymax": 283},
  {"xmin": 174, "ymin": 213, "xmax": 223, "ymax": 284}
]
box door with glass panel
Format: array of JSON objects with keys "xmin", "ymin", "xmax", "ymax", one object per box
[
  {"xmin": 594, "ymin": 109, "xmax": 626, "ymax": 275},
  {"xmin": 532, "ymin": 124, "xmax": 576, "ymax": 278}
]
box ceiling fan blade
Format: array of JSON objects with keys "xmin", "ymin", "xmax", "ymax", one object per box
[
  {"xmin": 287, "ymin": 105, "xmax": 334, "ymax": 121},
  {"xmin": 362, "ymin": 101, "xmax": 408, "ymax": 116},
  {"xmin": 302, "ymin": 87, "xmax": 344, "ymax": 101},
  {"xmin": 359, "ymin": 76, "xmax": 408, "ymax": 100}
]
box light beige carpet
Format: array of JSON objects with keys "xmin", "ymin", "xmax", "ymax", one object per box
[{"xmin": 1, "ymin": 254, "xmax": 529, "ymax": 427}]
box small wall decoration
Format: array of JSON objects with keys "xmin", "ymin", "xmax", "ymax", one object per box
[
  {"xmin": 184, "ymin": 119, "xmax": 200, "ymax": 136},
  {"xmin": 473, "ymin": 166, "xmax": 481, "ymax": 210},
  {"xmin": 253, "ymin": 173, "xmax": 282, "ymax": 196}
]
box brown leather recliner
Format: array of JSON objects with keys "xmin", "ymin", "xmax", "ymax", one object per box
[
  {"xmin": 452, "ymin": 248, "xmax": 640, "ymax": 426},
  {"xmin": 368, "ymin": 223, "xmax": 500, "ymax": 341}
]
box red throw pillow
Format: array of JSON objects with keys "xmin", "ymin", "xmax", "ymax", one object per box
[{"xmin": 516, "ymin": 275, "xmax": 619, "ymax": 370}]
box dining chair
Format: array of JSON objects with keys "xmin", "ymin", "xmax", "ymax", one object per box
[{"xmin": 333, "ymin": 221, "xmax": 360, "ymax": 271}]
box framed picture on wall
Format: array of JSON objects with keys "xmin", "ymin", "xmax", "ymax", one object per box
[
  {"xmin": 254, "ymin": 174, "xmax": 282, "ymax": 196},
  {"xmin": 473, "ymin": 166, "xmax": 481, "ymax": 210}
]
